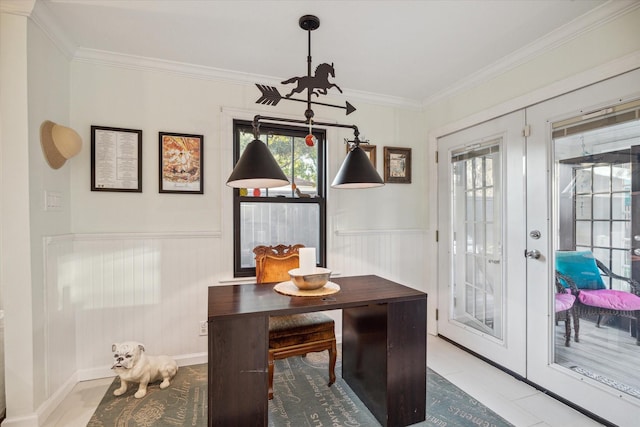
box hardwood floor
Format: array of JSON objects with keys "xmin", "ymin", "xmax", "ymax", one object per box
[{"xmin": 555, "ymin": 317, "xmax": 640, "ymax": 398}]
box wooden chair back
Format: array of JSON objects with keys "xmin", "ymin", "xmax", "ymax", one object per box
[{"xmin": 254, "ymin": 244, "xmax": 305, "ymax": 284}]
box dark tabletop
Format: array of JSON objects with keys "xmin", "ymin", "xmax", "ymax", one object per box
[{"xmin": 208, "ymin": 274, "xmax": 426, "ymax": 319}]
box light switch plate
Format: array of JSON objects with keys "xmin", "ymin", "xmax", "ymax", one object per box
[{"xmin": 44, "ymin": 191, "xmax": 62, "ymax": 211}]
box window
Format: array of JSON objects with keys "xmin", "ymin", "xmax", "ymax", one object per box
[{"xmin": 232, "ymin": 119, "xmax": 326, "ymax": 277}]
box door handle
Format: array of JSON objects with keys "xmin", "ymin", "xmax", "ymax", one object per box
[{"xmin": 525, "ymin": 249, "xmax": 541, "ymax": 259}]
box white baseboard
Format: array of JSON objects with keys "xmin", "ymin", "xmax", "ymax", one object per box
[
  {"xmin": 76, "ymin": 351, "xmax": 208, "ymax": 382},
  {"xmin": 1, "ymin": 413, "xmax": 39, "ymax": 427},
  {"xmin": 34, "ymin": 371, "xmax": 80, "ymax": 426},
  {"xmin": 175, "ymin": 352, "xmax": 208, "ymax": 367}
]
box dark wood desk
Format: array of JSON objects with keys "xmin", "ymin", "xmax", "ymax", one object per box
[{"xmin": 208, "ymin": 275, "xmax": 427, "ymax": 426}]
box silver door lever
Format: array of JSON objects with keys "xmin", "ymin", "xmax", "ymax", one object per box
[{"xmin": 525, "ymin": 249, "xmax": 541, "ymax": 259}]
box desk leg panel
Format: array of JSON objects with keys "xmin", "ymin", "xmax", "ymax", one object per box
[
  {"xmin": 208, "ymin": 315, "xmax": 268, "ymax": 426},
  {"xmin": 343, "ymin": 305, "xmax": 388, "ymax": 424},
  {"xmin": 387, "ymin": 298, "xmax": 427, "ymax": 426},
  {"xmin": 343, "ymin": 299, "xmax": 426, "ymax": 427}
]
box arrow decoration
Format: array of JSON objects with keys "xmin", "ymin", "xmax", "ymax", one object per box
[
  {"xmin": 255, "ymin": 84, "xmax": 283, "ymax": 106},
  {"xmin": 345, "ymin": 101, "xmax": 356, "ymax": 115},
  {"xmin": 255, "ymin": 84, "xmax": 356, "ymax": 115}
]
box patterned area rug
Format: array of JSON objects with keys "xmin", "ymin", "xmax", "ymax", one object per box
[
  {"xmin": 89, "ymin": 352, "xmax": 513, "ymax": 426},
  {"xmin": 87, "ymin": 364, "xmax": 207, "ymax": 427}
]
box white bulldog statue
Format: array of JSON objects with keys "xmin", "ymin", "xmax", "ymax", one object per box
[{"xmin": 111, "ymin": 341, "xmax": 178, "ymax": 398}]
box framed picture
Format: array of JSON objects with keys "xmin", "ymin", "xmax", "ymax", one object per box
[
  {"xmin": 384, "ymin": 147, "xmax": 412, "ymax": 183},
  {"xmin": 348, "ymin": 143, "xmax": 376, "ymax": 167},
  {"xmin": 91, "ymin": 125, "xmax": 142, "ymax": 192},
  {"xmin": 159, "ymin": 132, "xmax": 204, "ymax": 194}
]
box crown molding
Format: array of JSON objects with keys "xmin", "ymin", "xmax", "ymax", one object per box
[
  {"xmin": 28, "ymin": 0, "xmax": 76, "ymax": 60},
  {"xmin": 422, "ymin": 0, "xmax": 640, "ymax": 107},
  {"xmin": 73, "ymin": 47, "xmax": 423, "ymax": 110},
  {"xmin": 0, "ymin": 0, "xmax": 36, "ymax": 16},
  {"xmin": 74, "ymin": 47, "xmax": 263, "ymax": 83},
  {"xmin": 429, "ymin": 50, "xmax": 640, "ymax": 141}
]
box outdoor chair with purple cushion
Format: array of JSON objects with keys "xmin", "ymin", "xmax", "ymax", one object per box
[
  {"xmin": 555, "ymin": 274, "xmax": 577, "ymax": 347},
  {"xmin": 556, "ymin": 250, "xmax": 640, "ymax": 345}
]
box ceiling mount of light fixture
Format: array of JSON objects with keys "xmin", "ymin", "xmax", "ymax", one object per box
[
  {"xmin": 299, "ymin": 14, "xmax": 320, "ymax": 31},
  {"xmin": 226, "ymin": 14, "xmax": 384, "ymax": 189}
]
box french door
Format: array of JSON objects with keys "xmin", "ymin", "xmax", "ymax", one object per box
[
  {"xmin": 438, "ymin": 67, "xmax": 640, "ymax": 426},
  {"xmin": 526, "ymin": 69, "xmax": 640, "ymax": 426},
  {"xmin": 437, "ymin": 110, "xmax": 527, "ymax": 375}
]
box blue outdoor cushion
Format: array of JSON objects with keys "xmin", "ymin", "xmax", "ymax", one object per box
[{"xmin": 556, "ymin": 251, "xmax": 606, "ymax": 290}]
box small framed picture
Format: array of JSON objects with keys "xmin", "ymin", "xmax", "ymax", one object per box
[
  {"xmin": 348, "ymin": 143, "xmax": 377, "ymax": 167},
  {"xmin": 159, "ymin": 132, "xmax": 204, "ymax": 194},
  {"xmin": 384, "ymin": 147, "xmax": 411, "ymax": 184},
  {"xmin": 91, "ymin": 125, "xmax": 142, "ymax": 192}
]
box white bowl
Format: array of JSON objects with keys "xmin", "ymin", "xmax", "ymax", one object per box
[{"xmin": 288, "ymin": 267, "xmax": 332, "ymax": 290}]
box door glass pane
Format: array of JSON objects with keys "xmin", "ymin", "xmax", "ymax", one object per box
[
  {"xmin": 592, "ymin": 194, "xmax": 610, "ymax": 219},
  {"xmin": 611, "ymin": 221, "xmax": 629, "ymax": 248},
  {"xmin": 553, "ymin": 111, "xmax": 640, "ymax": 401},
  {"xmin": 593, "ymin": 166, "xmax": 610, "ymax": 192},
  {"xmin": 575, "ymin": 168, "xmax": 591, "ymax": 193},
  {"xmin": 575, "ymin": 221, "xmax": 591, "ymax": 246},
  {"xmin": 611, "ymin": 192, "xmax": 629, "ymax": 219},
  {"xmin": 451, "ymin": 142, "xmax": 503, "ymax": 339},
  {"xmin": 593, "ymin": 221, "xmax": 610, "ymax": 246},
  {"xmin": 475, "ymin": 190, "xmax": 484, "ymax": 222},
  {"xmin": 575, "ymin": 195, "xmax": 591, "ymax": 219},
  {"xmin": 612, "ymin": 163, "xmax": 631, "ymax": 191}
]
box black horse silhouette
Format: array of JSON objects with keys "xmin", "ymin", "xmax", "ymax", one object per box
[{"xmin": 282, "ymin": 63, "xmax": 343, "ymax": 98}]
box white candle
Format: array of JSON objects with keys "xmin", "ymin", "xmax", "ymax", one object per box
[{"xmin": 299, "ymin": 247, "xmax": 316, "ymax": 274}]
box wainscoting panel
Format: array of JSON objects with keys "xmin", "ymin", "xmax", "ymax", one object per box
[
  {"xmin": 71, "ymin": 233, "xmax": 220, "ymax": 375},
  {"xmin": 330, "ymin": 229, "xmax": 427, "ymax": 291},
  {"xmin": 43, "ymin": 235, "xmax": 77, "ymax": 400},
  {"xmin": 41, "ymin": 228, "xmax": 427, "ymax": 413}
]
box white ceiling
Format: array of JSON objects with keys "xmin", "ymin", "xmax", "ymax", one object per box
[{"xmin": 33, "ymin": 0, "xmax": 627, "ymax": 105}]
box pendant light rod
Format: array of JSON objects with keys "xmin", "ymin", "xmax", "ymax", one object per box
[
  {"xmin": 305, "ymin": 16, "xmax": 315, "ymax": 123},
  {"xmin": 252, "ymin": 115, "xmax": 360, "ymax": 140}
]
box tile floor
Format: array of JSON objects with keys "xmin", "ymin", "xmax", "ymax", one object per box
[{"xmin": 41, "ymin": 334, "xmax": 603, "ymax": 427}]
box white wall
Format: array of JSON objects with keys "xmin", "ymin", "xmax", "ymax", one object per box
[
  {"xmin": 2, "ymin": 2, "xmax": 77, "ymax": 423},
  {"xmin": 1, "ymin": 10, "xmax": 37, "ymax": 424},
  {"xmin": 27, "ymin": 15, "xmax": 74, "ymax": 410}
]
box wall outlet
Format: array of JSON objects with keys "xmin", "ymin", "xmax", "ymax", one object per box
[{"xmin": 199, "ymin": 320, "xmax": 208, "ymax": 336}]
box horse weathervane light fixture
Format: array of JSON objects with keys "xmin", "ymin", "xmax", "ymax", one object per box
[{"xmin": 226, "ymin": 14, "xmax": 384, "ymax": 189}]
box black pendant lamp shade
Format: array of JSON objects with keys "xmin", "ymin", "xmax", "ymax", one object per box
[
  {"xmin": 226, "ymin": 138, "xmax": 289, "ymax": 188},
  {"xmin": 331, "ymin": 146, "xmax": 384, "ymax": 189}
]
